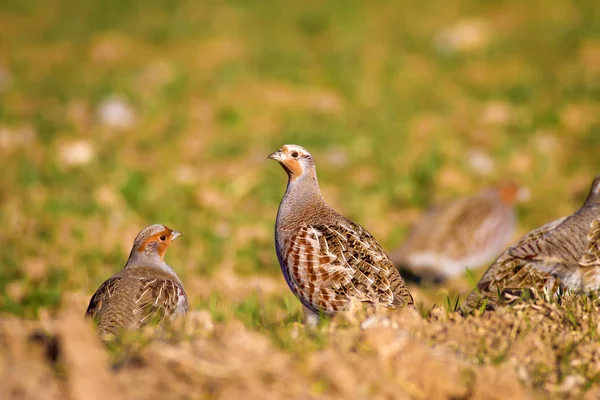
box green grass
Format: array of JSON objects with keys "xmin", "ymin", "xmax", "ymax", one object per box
[{"xmin": 1, "ymin": 0, "xmax": 600, "ymax": 397}]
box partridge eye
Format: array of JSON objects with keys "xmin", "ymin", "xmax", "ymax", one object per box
[
  {"xmin": 291, "ymin": 151, "xmax": 299, "ymax": 158},
  {"xmin": 159, "ymin": 235, "xmax": 167, "ymax": 241}
]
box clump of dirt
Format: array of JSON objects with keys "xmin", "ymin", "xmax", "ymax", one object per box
[
  {"xmin": 418, "ymin": 294, "xmax": 600, "ymax": 397},
  {"xmin": 0, "ymin": 319, "xmax": 63, "ymax": 400},
  {"xmin": 4, "ymin": 293, "xmax": 600, "ymax": 399}
]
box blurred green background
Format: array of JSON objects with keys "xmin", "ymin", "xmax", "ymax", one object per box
[{"xmin": 1, "ymin": 0, "xmax": 599, "ymax": 321}]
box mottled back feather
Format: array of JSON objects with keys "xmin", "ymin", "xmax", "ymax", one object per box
[
  {"xmin": 462, "ymin": 216, "xmax": 568, "ymax": 313},
  {"xmin": 464, "ymin": 174, "xmax": 600, "ymax": 313}
]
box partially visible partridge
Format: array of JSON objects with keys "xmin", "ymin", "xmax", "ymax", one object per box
[
  {"xmin": 390, "ymin": 181, "xmax": 523, "ymax": 282},
  {"xmin": 464, "ymin": 173, "xmax": 600, "ymax": 312},
  {"xmin": 85, "ymin": 224, "xmax": 188, "ymax": 337},
  {"xmin": 269, "ymin": 144, "xmax": 413, "ymax": 318}
]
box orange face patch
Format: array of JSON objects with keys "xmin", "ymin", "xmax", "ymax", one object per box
[
  {"xmin": 498, "ymin": 182, "xmax": 519, "ymax": 205},
  {"xmin": 281, "ymin": 159, "xmax": 304, "ymax": 179},
  {"xmin": 279, "ymin": 146, "xmax": 307, "ymax": 179},
  {"xmin": 137, "ymin": 228, "xmax": 174, "ymax": 259}
]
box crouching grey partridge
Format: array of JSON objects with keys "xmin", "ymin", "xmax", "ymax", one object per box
[
  {"xmin": 86, "ymin": 224, "xmax": 188, "ymax": 337},
  {"xmin": 390, "ymin": 181, "xmax": 523, "ymax": 283},
  {"xmin": 268, "ymin": 144, "xmax": 413, "ymax": 318},
  {"xmin": 464, "ymin": 173, "xmax": 600, "ymax": 312}
]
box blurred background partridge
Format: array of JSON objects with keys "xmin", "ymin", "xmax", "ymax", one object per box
[
  {"xmin": 269, "ymin": 144, "xmax": 413, "ymax": 319},
  {"xmin": 390, "ymin": 181, "xmax": 525, "ymax": 283},
  {"xmin": 464, "ymin": 173, "xmax": 600, "ymax": 312},
  {"xmin": 86, "ymin": 224, "xmax": 187, "ymax": 338}
]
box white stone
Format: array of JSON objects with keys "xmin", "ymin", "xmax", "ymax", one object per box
[{"xmin": 97, "ymin": 96, "xmax": 135, "ymax": 128}]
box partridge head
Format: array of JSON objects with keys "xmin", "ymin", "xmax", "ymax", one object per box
[
  {"xmin": 268, "ymin": 144, "xmax": 317, "ymax": 182},
  {"xmin": 85, "ymin": 224, "xmax": 188, "ymax": 338},
  {"xmin": 126, "ymin": 224, "xmax": 183, "ymax": 267},
  {"xmin": 496, "ymin": 180, "xmax": 526, "ymax": 205},
  {"xmin": 269, "ymin": 144, "xmax": 413, "ymax": 319}
]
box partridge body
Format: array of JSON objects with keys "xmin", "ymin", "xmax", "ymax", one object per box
[
  {"xmin": 86, "ymin": 224, "xmax": 187, "ymax": 337},
  {"xmin": 269, "ymin": 144, "xmax": 413, "ymax": 316},
  {"xmin": 390, "ymin": 182, "xmax": 521, "ymax": 282},
  {"xmin": 464, "ymin": 174, "xmax": 600, "ymax": 312}
]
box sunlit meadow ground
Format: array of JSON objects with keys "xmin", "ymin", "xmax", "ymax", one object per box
[{"xmin": 1, "ymin": 0, "xmax": 600, "ymax": 398}]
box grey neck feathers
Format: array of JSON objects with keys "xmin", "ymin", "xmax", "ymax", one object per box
[
  {"xmin": 583, "ymin": 179, "xmax": 600, "ymax": 208},
  {"xmin": 124, "ymin": 249, "xmax": 179, "ymax": 277},
  {"xmin": 277, "ymin": 171, "xmax": 329, "ymax": 228}
]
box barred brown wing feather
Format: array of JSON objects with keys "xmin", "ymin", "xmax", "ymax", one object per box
[
  {"xmin": 477, "ymin": 217, "xmax": 568, "ymax": 290},
  {"xmin": 580, "ymin": 218, "xmax": 600, "ymax": 267},
  {"xmin": 283, "ymin": 225, "xmax": 357, "ymax": 313},
  {"xmin": 329, "ymin": 221, "xmax": 413, "ymax": 306},
  {"xmin": 478, "ymin": 256, "xmax": 551, "ymax": 296},
  {"xmin": 285, "ymin": 221, "xmax": 411, "ymax": 311},
  {"xmin": 506, "ymin": 217, "xmax": 569, "ymax": 260},
  {"xmin": 514, "ymin": 217, "xmax": 568, "ymax": 248},
  {"xmin": 464, "ymin": 255, "xmax": 556, "ymax": 313},
  {"xmin": 464, "ymin": 219, "xmax": 569, "ymax": 313},
  {"xmin": 85, "ymin": 277, "xmax": 122, "ymax": 320},
  {"xmin": 133, "ymin": 278, "xmax": 187, "ymax": 327}
]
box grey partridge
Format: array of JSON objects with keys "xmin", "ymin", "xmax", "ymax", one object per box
[
  {"xmin": 464, "ymin": 173, "xmax": 600, "ymax": 312},
  {"xmin": 390, "ymin": 181, "xmax": 523, "ymax": 282},
  {"xmin": 85, "ymin": 224, "xmax": 188, "ymax": 337},
  {"xmin": 269, "ymin": 144, "xmax": 413, "ymax": 318}
]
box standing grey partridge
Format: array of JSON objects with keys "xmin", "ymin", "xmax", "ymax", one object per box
[
  {"xmin": 390, "ymin": 181, "xmax": 523, "ymax": 282},
  {"xmin": 269, "ymin": 144, "xmax": 413, "ymax": 318},
  {"xmin": 463, "ymin": 173, "xmax": 600, "ymax": 312},
  {"xmin": 85, "ymin": 224, "xmax": 188, "ymax": 337}
]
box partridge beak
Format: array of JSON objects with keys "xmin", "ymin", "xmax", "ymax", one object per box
[
  {"xmin": 267, "ymin": 150, "xmax": 284, "ymax": 161},
  {"xmin": 171, "ymin": 231, "xmax": 183, "ymax": 241}
]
